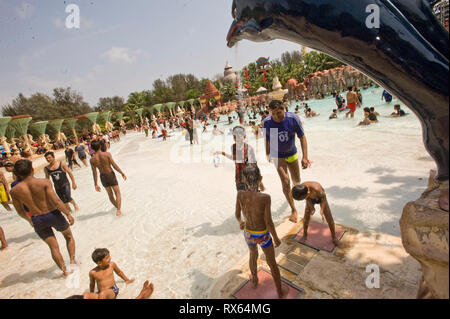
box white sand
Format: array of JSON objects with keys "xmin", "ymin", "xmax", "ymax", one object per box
[{"xmin": 0, "ymin": 89, "xmax": 434, "ymax": 298}]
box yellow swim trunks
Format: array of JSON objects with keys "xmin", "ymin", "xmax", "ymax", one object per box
[
  {"xmin": 284, "ymin": 153, "xmax": 298, "ymax": 164},
  {"xmin": 0, "ymin": 185, "xmax": 9, "ymax": 203}
]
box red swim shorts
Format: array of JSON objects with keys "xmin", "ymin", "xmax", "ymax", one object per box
[{"xmin": 348, "ymin": 102, "xmax": 356, "ymax": 113}]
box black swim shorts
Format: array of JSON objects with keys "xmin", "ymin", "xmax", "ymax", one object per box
[
  {"xmin": 31, "ymin": 210, "xmax": 70, "ymax": 240},
  {"xmin": 55, "ymin": 183, "xmax": 72, "ymax": 204},
  {"xmin": 100, "ymin": 171, "xmax": 118, "ymax": 188}
]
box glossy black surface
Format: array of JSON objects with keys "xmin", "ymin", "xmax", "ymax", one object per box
[{"xmin": 227, "ymin": 0, "xmax": 449, "ymax": 181}]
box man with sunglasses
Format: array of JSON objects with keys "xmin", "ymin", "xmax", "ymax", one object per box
[{"xmin": 263, "ymin": 100, "xmax": 311, "ymax": 223}]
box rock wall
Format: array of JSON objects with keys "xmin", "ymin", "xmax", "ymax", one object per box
[
  {"xmin": 288, "ymin": 66, "xmax": 373, "ymax": 99},
  {"xmin": 400, "ymin": 170, "xmax": 449, "ymax": 299}
]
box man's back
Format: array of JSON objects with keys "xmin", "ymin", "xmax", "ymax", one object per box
[
  {"xmin": 11, "ymin": 178, "xmax": 55, "ymax": 216},
  {"xmin": 238, "ymin": 191, "xmax": 270, "ymax": 232},
  {"xmin": 347, "ymin": 91, "xmax": 357, "ymax": 103},
  {"xmin": 91, "ymin": 152, "xmax": 113, "ymax": 174}
]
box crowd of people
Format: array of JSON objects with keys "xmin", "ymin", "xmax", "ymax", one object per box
[{"xmin": 0, "ymin": 86, "xmax": 410, "ymax": 299}]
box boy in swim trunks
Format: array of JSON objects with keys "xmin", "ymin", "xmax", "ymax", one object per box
[
  {"xmin": 214, "ymin": 126, "xmax": 265, "ymax": 191},
  {"xmin": 235, "ymin": 165, "xmax": 288, "ymax": 298},
  {"xmin": 292, "ymin": 182, "xmax": 339, "ymax": 246},
  {"xmin": 89, "ymin": 248, "xmax": 135, "ymax": 299},
  {"xmin": 90, "ymin": 140, "xmax": 127, "ymax": 216}
]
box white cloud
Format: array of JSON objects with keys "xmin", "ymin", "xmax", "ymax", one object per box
[
  {"xmin": 101, "ymin": 47, "xmax": 145, "ymax": 64},
  {"xmin": 16, "ymin": 2, "xmax": 34, "ymax": 19}
]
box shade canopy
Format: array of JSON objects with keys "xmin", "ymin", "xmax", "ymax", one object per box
[
  {"xmin": 99, "ymin": 111, "xmax": 112, "ymax": 123},
  {"xmin": 9, "ymin": 115, "xmax": 32, "ymax": 136},
  {"xmin": 113, "ymin": 112, "xmax": 125, "ymax": 123},
  {"xmin": 84, "ymin": 112, "xmax": 99, "ymax": 124},
  {"xmin": 135, "ymin": 108, "xmax": 144, "ymax": 118},
  {"xmin": 0, "ymin": 117, "xmax": 12, "ymax": 137},
  {"xmin": 165, "ymin": 102, "xmax": 176, "ymax": 110},
  {"xmin": 47, "ymin": 119, "xmax": 64, "ymax": 133},
  {"xmin": 64, "ymin": 118, "xmax": 78, "ymax": 130},
  {"xmin": 29, "ymin": 121, "xmax": 48, "ymax": 136}
]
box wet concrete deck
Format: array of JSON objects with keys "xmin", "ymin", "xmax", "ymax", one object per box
[{"xmin": 209, "ymin": 217, "xmax": 421, "ymax": 299}]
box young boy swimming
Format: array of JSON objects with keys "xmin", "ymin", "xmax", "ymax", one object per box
[
  {"xmin": 235, "ymin": 165, "xmax": 289, "ymax": 298},
  {"xmin": 292, "ymin": 182, "xmax": 340, "ymax": 246},
  {"xmin": 89, "ymin": 248, "xmax": 135, "ymax": 299}
]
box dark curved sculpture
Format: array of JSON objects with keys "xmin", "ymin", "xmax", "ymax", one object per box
[{"xmin": 227, "ymin": 0, "xmax": 449, "ymax": 181}]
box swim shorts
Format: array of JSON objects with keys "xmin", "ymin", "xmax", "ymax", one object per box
[
  {"xmin": 31, "ymin": 209, "xmax": 70, "ymax": 240},
  {"xmin": 99, "ymin": 284, "xmax": 119, "ymax": 298},
  {"xmin": 244, "ymin": 229, "xmax": 273, "ymax": 248},
  {"xmin": 0, "ymin": 185, "xmax": 9, "ymax": 203},
  {"xmin": 348, "ymin": 102, "xmax": 356, "ymax": 113},
  {"xmin": 284, "ymin": 153, "xmax": 298, "ymax": 164},
  {"xmin": 100, "ymin": 171, "xmax": 118, "ymax": 188},
  {"xmin": 55, "ymin": 183, "xmax": 72, "ymax": 204}
]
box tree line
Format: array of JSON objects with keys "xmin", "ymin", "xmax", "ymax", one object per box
[{"xmin": 1, "ymin": 50, "xmax": 344, "ymax": 122}]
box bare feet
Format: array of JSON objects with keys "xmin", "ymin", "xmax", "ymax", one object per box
[
  {"xmin": 332, "ymin": 237, "xmax": 341, "ymax": 247},
  {"xmin": 136, "ymin": 281, "xmax": 154, "ymax": 299},
  {"xmin": 0, "ymin": 244, "xmax": 8, "ymax": 251},
  {"xmin": 116, "ymin": 210, "xmax": 122, "ymax": 217},
  {"xmin": 277, "ymin": 283, "xmax": 290, "ymax": 299},
  {"xmin": 299, "ymin": 234, "xmax": 308, "ymax": 243},
  {"xmin": 74, "ymin": 204, "xmax": 80, "ymax": 212},
  {"xmin": 289, "ymin": 211, "xmax": 298, "ymax": 223},
  {"xmin": 250, "ymin": 273, "xmax": 259, "ymax": 288}
]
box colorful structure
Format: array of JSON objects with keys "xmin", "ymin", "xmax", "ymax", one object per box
[
  {"xmin": 64, "ymin": 118, "xmax": 79, "ymax": 142},
  {"xmin": 267, "ymin": 76, "xmax": 288, "ymax": 101},
  {"xmin": 223, "ymin": 61, "xmax": 238, "ymax": 84},
  {"xmin": 84, "ymin": 112, "xmax": 101, "ymax": 135},
  {"xmin": 99, "ymin": 111, "xmax": 113, "ymax": 132},
  {"xmin": 47, "ymin": 119, "xmax": 66, "ymax": 146},
  {"xmin": 9, "ymin": 115, "xmax": 33, "ymax": 153},
  {"xmin": 200, "ymin": 81, "xmax": 222, "ymax": 112},
  {"xmin": 29, "ymin": 121, "xmax": 49, "ymax": 150},
  {"xmin": 0, "ymin": 117, "xmax": 12, "ymax": 156}
]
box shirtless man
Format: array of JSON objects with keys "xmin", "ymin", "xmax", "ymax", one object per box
[
  {"xmin": 345, "ymin": 86, "xmax": 361, "ymax": 118},
  {"xmin": 90, "ymin": 140, "xmax": 126, "ymax": 216},
  {"xmin": 89, "ymin": 248, "xmax": 134, "ymax": 299},
  {"xmin": 292, "ymin": 181, "xmax": 339, "ymax": 246},
  {"xmin": 45, "ymin": 152, "xmax": 79, "ymax": 212},
  {"xmin": 10, "ymin": 159, "xmax": 76, "ymax": 277},
  {"xmin": 235, "ymin": 165, "xmax": 289, "ymax": 298}
]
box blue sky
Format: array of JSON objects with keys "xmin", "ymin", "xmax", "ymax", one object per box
[{"xmin": 0, "ymin": 0, "xmax": 303, "ymax": 108}]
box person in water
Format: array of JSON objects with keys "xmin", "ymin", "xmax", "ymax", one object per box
[
  {"xmin": 75, "ymin": 141, "xmax": 89, "ymax": 167},
  {"xmin": 89, "ymin": 248, "xmax": 135, "ymax": 299},
  {"xmin": 45, "ymin": 152, "xmax": 79, "ymax": 212},
  {"xmin": 90, "ymin": 140, "xmax": 127, "ymax": 216},
  {"xmin": 391, "ymin": 104, "xmax": 406, "ymax": 117},
  {"xmin": 329, "ymin": 109, "xmax": 338, "ymax": 119},
  {"xmin": 345, "ymin": 86, "xmax": 361, "ymax": 118},
  {"xmin": 292, "ymin": 182, "xmax": 339, "ymax": 246},
  {"xmin": 235, "ymin": 165, "xmax": 288, "ymax": 299},
  {"xmin": 359, "ymin": 107, "xmax": 378, "ymax": 126},
  {"xmin": 214, "ymin": 126, "xmax": 265, "ymax": 191},
  {"xmin": 382, "ymin": 90, "xmax": 393, "ymax": 103},
  {"xmin": 10, "ymin": 159, "xmax": 76, "ymax": 277}
]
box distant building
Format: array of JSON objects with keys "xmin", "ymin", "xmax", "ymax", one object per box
[{"xmin": 431, "ymin": 0, "xmax": 449, "ymax": 30}]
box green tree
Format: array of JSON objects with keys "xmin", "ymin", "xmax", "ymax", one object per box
[{"xmin": 95, "ymin": 96, "xmax": 125, "ymax": 112}]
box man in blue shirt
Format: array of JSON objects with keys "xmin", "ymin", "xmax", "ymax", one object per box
[{"xmin": 263, "ymin": 100, "xmax": 311, "ymax": 223}]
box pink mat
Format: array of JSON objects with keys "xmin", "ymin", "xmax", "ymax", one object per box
[
  {"xmin": 294, "ymin": 220, "xmax": 345, "ymax": 252},
  {"xmin": 233, "ymin": 269, "xmax": 303, "ymax": 299}
]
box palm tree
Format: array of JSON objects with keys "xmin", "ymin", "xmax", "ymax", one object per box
[{"xmin": 126, "ymin": 91, "xmax": 147, "ymax": 111}]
